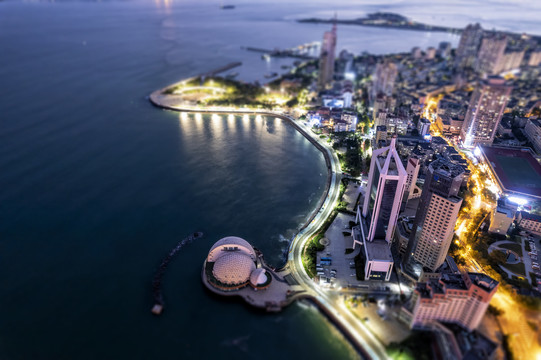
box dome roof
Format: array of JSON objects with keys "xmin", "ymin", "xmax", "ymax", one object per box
[
  {"xmin": 207, "ymin": 236, "xmax": 256, "ymax": 263},
  {"xmin": 249, "ymin": 268, "xmax": 268, "ymax": 286},
  {"xmin": 212, "ymin": 253, "xmax": 255, "ymax": 286}
]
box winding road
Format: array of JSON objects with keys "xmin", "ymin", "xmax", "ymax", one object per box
[{"xmin": 149, "ymin": 90, "xmax": 389, "ymax": 359}]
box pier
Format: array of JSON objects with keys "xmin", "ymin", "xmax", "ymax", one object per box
[
  {"xmin": 151, "ymin": 231, "xmax": 203, "ymax": 315},
  {"xmin": 243, "ymin": 42, "xmax": 319, "ymax": 60},
  {"xmin": 200, "ymin": 62, "xmax": 242, "ymax": 78}
]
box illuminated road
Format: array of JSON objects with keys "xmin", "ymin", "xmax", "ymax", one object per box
[
  {"xmin": 148, "ymin": 93, "xmax": 388, "ymax": 359},
  {"xmin": 423, "ymin": 104, "xmax": 541, "ymax": 360},
  {"xmin": 287, "ymin": 119, "xmax": 390, "ymax": 360}
]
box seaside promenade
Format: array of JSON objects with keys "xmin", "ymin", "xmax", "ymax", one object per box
[{"xmin": 149, "ymin": 84, "xmax": 389, "ymax": 360}]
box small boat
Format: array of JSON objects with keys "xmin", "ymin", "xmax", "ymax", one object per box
[
  {"xmin": 264, "ymin": 72, "xmax": 278, "ymax": 79},
  {"xmin": 262, "ymin": 54, "xmax": 271, "ymax": 61}
]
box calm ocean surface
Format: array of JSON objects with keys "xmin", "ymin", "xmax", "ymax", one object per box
[{"xmin": 0, "ymin": 1, "xmax": 538, "ymax": 359}]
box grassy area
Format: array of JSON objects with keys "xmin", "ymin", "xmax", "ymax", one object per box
[
  {"xmin": 498, "ymin": 242, "xmax": 523, "ymax": 254},
  {"xmin": 386, "ymin": 331, "xmax": 433, "ymax": 360},
  {"xmin": 500, "ymin": 262, "xmax": 526, "ymax": 276},
  {"xmin": 302, "ymin": 211, "xmax": 338, "ymax": 278},
  {"xmin": 163, "ymin": 76, "xmax": 297, "ymax": 109}
]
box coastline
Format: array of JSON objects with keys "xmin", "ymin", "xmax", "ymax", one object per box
[
  {"xmin": 148, "ymin": 86, "xmax": 382, "ymax": 359},
  {"xmin": 148, "ymin": 89, "xmax": 335, "ymax": 250}
]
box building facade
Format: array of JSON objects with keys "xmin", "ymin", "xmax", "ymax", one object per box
[
  {"xmin": 362, "ymin": 136, "xmax": 407, "ymax": 243},
  {"xmin": 406, "ymin": 159, "xmax": 464, "ymax": 272},
  {"xmin": 455, "ymin": 23, "xmax": 483, "ymax": 70},
  {"xmin": 409, "ymin": 272, "xmax": 499, "ymax": 331},
  {"xmin": 460, "ymin": 78, "xmax": 512, "ymax": 147},
  {"xmin": 517, "ymin": 211, "xmax": 541, "ymax": 235},
  {"xmin": 524, "ymin": 118, "xmax": 541, "ymax": 154},
  {"xmin": 317, "ymin": 23, "xmax": 337, "ymax": 90},
  {"xmin": 404, "ymin": 156, "xmax": 421, "ymax": 200},
  {"xmin": 475, "ymin": 33, "xmax": 507, "ymax": 75},
  {"xmin": 488, "ymin": 198, "xmax": 517, "ymax": 234},
  {"xmin": 371, "ymin": 60, "xmax": 398, "ymax": 99}
]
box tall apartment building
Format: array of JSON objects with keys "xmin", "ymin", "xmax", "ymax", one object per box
[
  {"xmin": 524, "ymin": 118, "xmax": 541, "ymax": 154},
  {"xmin": 455, "ymin": 23, "xmax": 483, "ymax": 70},
  {"xmin": 317, "ymin": 23, "xmax": 337, "ymax": 90},
  {"xmin": 371, "ymin": 60, "xmax": 398, "ymax": 99},
  {"xmin": 495, "ymin": 48, "xmax": 525, "ymax": 74},
  {"xmin": 409, "ymin": 272, "xmax": 499, "ymax": 331},
  {"xmin": 418, "ymin": 117, "xmax": 431, "ymax": 137},
  {"xmin": 475, "ymin": 33, "xmax": 508, "ymax": 75},
  {"xmin": 362, "ymin": 136, "xmax": 407, "ymax": 243},
  {"xmin": 405, "ymin": 159, "xmax": 464, "ymax": 272},
  {"xmin": 460, "ymin": 77, "xmax": 512, "ymax": 148},
  {"xmin": 528, "ymin": 50, "xmax": 541, "ymax": 67}
]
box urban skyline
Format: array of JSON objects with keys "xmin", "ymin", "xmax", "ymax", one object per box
[{"xmin": 2, "ymin": 1, "xmax": 541, "ymax": 359}]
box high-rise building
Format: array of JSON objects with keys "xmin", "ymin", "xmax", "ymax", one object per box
[
  {"xmin": 460, "ymin": 77, "xmax": 512, "ymax": 148},
  {"xmin": 455, "ymin": 23, "xmax": 483, "ymax": 70},
  {"xmin": 408, "ymin": 272, "xmax": 499, "ymax": 331},
  {"xmin": 404, "ymin": 156, "xmax": 421, "ymax": 200},
  {"xmin": 405, "ymin": 159, "xmax": 464, "ymax": 272},
  {"xmin": 528, "ymin": 50, "xmax": 541, "ymax": 67},
  {"xmin": 371, "ymin": 59, "xmax": 397, "ymax": 99},
  {"xmin": 524, "ymin": 118, "xmax": 541, "ymax": 154},
  {"xmin": 317, "ymin": 23, "xmax": 337, "ymax": 90},
  {"xmin": 475, "ymin": 33, "xmax": 508, "ymax": 74},
  {"xmin": 362, "ymin": 136, "xmax": 407, "ymax": 243},
  {"xmin": 495, "ymin": 48, "xmax": 525, "ymax": 74},
  {"xmin": 418, "ymin": 117, "xmax": 431, "ymax": 137}
]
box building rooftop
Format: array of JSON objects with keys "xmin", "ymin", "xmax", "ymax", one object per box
[
  {"xmin": 431, "ymin": 158, "xmax": 466, "ymax": 179},
  {"xmin": 519, "ymin": 210, "xmax": 541, "ymax": 222},
  {"xmin": 441, "ymin": 273, "xmax": 468, "ymax": 290},
  {"xmin": 212, "ymin": 252, "xmax": 256, "ymax": 286},
  {"xmin": 468, "ymin": 273, "xmax": 499, "ymax": 292},
  {"xmin": 480, "ymin": 146, "xmax": 541, "ymax": 199},
  {"xmin": 364, "ymin": 239, "xmax": 393, "ymax": 261}
]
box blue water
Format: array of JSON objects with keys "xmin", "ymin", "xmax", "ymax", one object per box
[{"xmin": 1, "ymin": 0, "xmax": 539, "ymax": 359}]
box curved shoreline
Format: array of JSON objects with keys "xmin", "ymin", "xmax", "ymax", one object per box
[
  {"xmin": 149, "ymin": 89, "xmax": 378, "ymax": 359},
  {"xmin": 148, "ymin": 94, "xmax": 334, "ymax": 246}
]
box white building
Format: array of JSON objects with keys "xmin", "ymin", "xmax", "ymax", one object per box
[
  {"xmin": 461, "ymin": 77, "xmax": 512, "ymax": 147},
  {"xmin": 524, "ymin": 118, "xmax": 541, "ymax": 154},
  {"xmin": 362, "ymin": 136, "xmax": 407, "ymax": 243},
  {"xmin": 418, "ymin": 117, "xmax": 431, "ymax": 137},
  {"xmin": 354, "ymin": 208, "xmax": 394, "ymax": 281},
  {"xmin": 406, "ymin": 159, "xmax": 464, "ymax": 272}
]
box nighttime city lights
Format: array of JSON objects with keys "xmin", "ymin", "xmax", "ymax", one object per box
[{"xmin": 1, "ymin": 1, "xmax": 541, "ymax": 359}]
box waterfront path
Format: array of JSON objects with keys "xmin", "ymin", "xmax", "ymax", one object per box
[{"xmin": 149, "ymin": 88, "xmax": 389, "ymax": 359}]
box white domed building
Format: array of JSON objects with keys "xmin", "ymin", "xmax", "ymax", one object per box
[
  {"xmin": 204, "ymin": 236, "xmax": 271, "ymax": 291},
  {"xmin": 249, "ymin": 268, "xmax": 271, "ymax": 290}
]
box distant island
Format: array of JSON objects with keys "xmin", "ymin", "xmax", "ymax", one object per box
[{"xmin": 298, "ymin": 12, "xmax": 462, "ymax": 34}]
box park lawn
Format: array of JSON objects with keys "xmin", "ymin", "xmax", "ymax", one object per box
[
  {"xmin": 498, "ymin": 242, "xmax": 523, "ymax": 255},
  {"xmin": 500, "ymin": 262, "xmax": 526, "ymax": 276}
]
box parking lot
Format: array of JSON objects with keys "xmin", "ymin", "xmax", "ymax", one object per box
[{"xmin": 316, "ymin": 213, "xmax": 360, "ymax": 288}]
